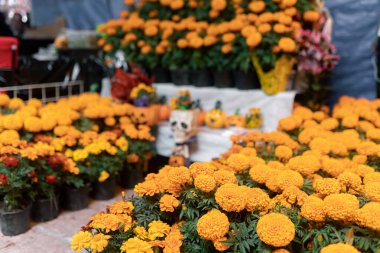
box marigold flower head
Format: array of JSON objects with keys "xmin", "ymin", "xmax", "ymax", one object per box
[
  {"xmin": 213, "ymin": 237, "xmax": 230, "ymax": 251},
  {"xmin": 213, "ymin": 169, "xmax": 237, "ymax": 185},
  {"xmin": 89, "ymin": 233, "xmax": 111, "ymax": 253},
  {"xmin": 324, "ymin": 193, "xmax": 359, "ymax": 221},
  {"xmin": 226, "ymin": 153, "xmax": 250, "ymax": 172},
  {"xmin": 301, "ymin": 196, "xmax": 326, "ymax": 222},
  {"xmin": 256, "ymin": 213, "xmax": 295, "ymax": 247},
  {"xmin": 337, "ymin": 172, "xmax": 362, "ymax": 192},
  {"xmin": 355, "ymin": 202, "xmax": 380, "ymax": 231},
  {"xmin": 197, "ymin": 209, "xmax": 229, "ymax": 241},
  {"xmin": 320, "ymin": 243, "xmax": 360, "ymax": 253},
  {"xmin": 287, "ymin": 155, "xmax": 320, "ymax": 176},
  {"xmin": 134, "ymin": 181, "xmax": 160, "ymax": 197},
  {"xmin": 159, "ymin": 194, "xmax": 180, "ymax": 212},
  {"xmin": 272, "ymin": 250, "xmax": 290, "ymax": 253},
  {"xmin": 282, "ymin": 186, "xmax": 308, "ymax": 206},
  {"xmin": 313, "ymin": 178, "xmax": 341, "ymax": 196},
  {"xmin": 321, "ymin": 157, "xmax": 345, "ymax": 177},
  {"xmin": 363, "ymin": 172, "xmax": 380, "ymax": 184},
  {"xmin": 239, "ymin": 147, "xmax": 257, "ymax": 157},
  {"xmin": 168, "ymin": 166, "xmax": 191, "ymax": 185},
  {"xmin": 363, "ymin": 182, "xmax": 380, "ymax": 202},
  {"xmin": 320, "ymin": 118, "xmax": 339, "ymax": 131},
  {"xmin": 148, "ymin": 221, "xmax": 171, "ymax": 240},
  {"xmin": 189, "ymin": 162, "xmax": 216, "ymax": 178},
  {"xmin": 215, "ymin": 184, "xmax": 247, "ymax": 212},
  {"xmin": 108, "ymin": 201, "xmax": 134, "ymax": 215},
  {"xmin": 265, "ymin": 169, "xmax": 304, "ymax": 193},
  {"xmin": 267, "ymin": 161, "xmax": 285, "ymax": 170},
  {"xmin": 71, "ymin": 231, "xmax": 92, "ymax": 252},
  {"xmin": 194, "ymin": 175, "xmax": 216, "ymax": 193},
  {"xmin": 120, "ymin": 237, "xmax": 153, "ymax": 253},
  {"xmin": 275, "ymin": 145, "xmax": 293, "ymax": 160},
  {"xmin": 249, "ymin": 164, "xmax": 277, "ymax": 184},
  {"xmin": 242, "ymin": 186, "xmax": 270, "ymax": 212}
]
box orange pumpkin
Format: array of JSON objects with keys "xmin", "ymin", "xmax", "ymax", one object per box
[
  {"xmin": 225, "ymin": 115, "xmax": 246, "ymax": 128},
  {"xmin": 205, "ymin": 101, "xmax": 226, "ymax": 129},
  {"xmin": 159, "ymin": 104, "xmax": 171, "ymax": 121},
  {"xmin": 197, "ymin": 110, "xmax": 206, "ymax": 126},
  {"xmin": 169, "ymin": 155, "xmax": 186, "ymax": 167},
  {"xmin": 130, "ymin": 105, "xmax": 159, "ymax": 126}
]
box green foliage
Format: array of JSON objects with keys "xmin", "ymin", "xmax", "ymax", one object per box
[
  {"xmin": 132, "ymin": 196, "xmax": 162, "ymax": 227},
  {"xmin": 0, "ymin": 156, "xmax": 36, "ymax": 210},
  {"xmin": 179, "ymin": 188, "xmax": 218, "ymax": 220},
  {"xmin": 73, "ymin": 115, "xmax": 94, "ymax": 132},
  {"xmin": 180, "ymin": 220, "xmax": 215, "ymax": 253}
]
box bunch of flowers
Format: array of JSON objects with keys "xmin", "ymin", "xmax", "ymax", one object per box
[
  {"xmin": 170, "ymin": 90, "xmax": 194, "ymax": 110},
  {"xmin": 97, "ymin": 0, "xmax": 320, "ymax": 75},
  {"xmin": 73, "ymin": 95, "xmax": 380, "ymax": 253}
]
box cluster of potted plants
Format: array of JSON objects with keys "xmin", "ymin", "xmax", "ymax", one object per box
[
  {"xmin": 71, "ymin": 95, "xmax": 380, "ymax": 253},
  {"xmin": 0, "ymin": 93, "xmax": 158, "ymax": 236},
  {"xmin": 98, "ymin": 0, "xmax": 322, "ymax": 92}
]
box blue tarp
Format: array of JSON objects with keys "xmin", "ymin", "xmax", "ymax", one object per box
[
  {"xmin": 30, "ymin": 0, "xmax": 127, "ymax": 29},
  {"xmin": 326, "ymin": 0, "xmax": 380, "ymax": 104}
]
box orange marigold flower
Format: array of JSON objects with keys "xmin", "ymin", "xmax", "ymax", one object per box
[
  {"xmin": 301, "ymin": 196, "xmax": 326, "ymax": 222},
  {"xmin": 167, "ymin": 166, "xmax": 191, "ymax": 185},
  {"xmin": 275, "ymin": 145, "xmax": 293, "ymax": 160},
  {"xmin": 287, "ymin": 155, "xmax": 320, "ymax": 176},
  {"xmin": 249, "ymin": 164, "xmax": 276, "ymax": 184},
  {"xmin": 194, "ymin": 175, "xmax": 216, "ymax": 193},
  {"xmin": 355, "ymin": 202, "xmax": 380, "ymax": 231},
  {"xmin": 226, "ymin": 153, "xmax": 250, "ymax": 173},
  {"xmin": 313, "ymin": 178, "xmax": 341, "ymax": 196},
  {"xmin": 159, "ymin": 194, "xmax": 180, "ymax": 212},
  {"xmin": 213, "ymin": 170, "xmax": 237, "ymax": 185},
  {"xmin": 197, "ymin": 209, "xmax": 229, "ymax": 241},
  {"xmin": 363, "ymin": 182, "xmax": 380, "ymax": 202},
  {"xmin": 243, "ymin": 187, "xmax": 270, "ymax": 212},
  {"xmin": 320, "ymin": 243, "xmax": 360, "ymax": 253},
  {"xmin": 324, "ymin": 193, "xmax": 359, "ymax": 222},
  {"xmin": 256, "ymin": 213, "xmax": 295, "ymax": 247},
  {"xmin": 215, "ymin": 184, "xmax": 247, "ymax": 212}
]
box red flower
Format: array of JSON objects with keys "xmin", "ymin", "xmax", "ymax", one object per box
[
  {"xmin": 0, "ymin": 174, "xmax": 7, "ymax": 185},
  {"xmin": 45, "ymin": 175, "xmax": 57, "ymax": 184},
  {"xmin": 3, "ymin": 156, "xmax": 19, "ymax": 167},
  {"xmin": 48, "ymin": 154, "xmax": 64, "ymax": 169}
]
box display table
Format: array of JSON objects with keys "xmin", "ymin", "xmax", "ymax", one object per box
[{"xmin": 154, "ymin": 84, "xmax": 296, "ymax": 161}]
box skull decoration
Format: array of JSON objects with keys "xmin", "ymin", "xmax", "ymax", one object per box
[{"xmin": 170, "ymin": 110, "xmax": 199, "ymax": 144}]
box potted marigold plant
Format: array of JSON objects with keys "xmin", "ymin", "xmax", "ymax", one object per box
[
  {"xmin": 0, "ymin": 153, "xmax": 36, "ymax": 236},
  {"xmin": 72, "ymin": 136, "xmax": 125, "ymax": 200}
]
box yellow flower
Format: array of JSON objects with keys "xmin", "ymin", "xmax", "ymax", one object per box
[
  {"xmin": 89, "ymin": 233, "xmax": 111, "ymax": 253},
  {"xmin": 73, "ymin": 149, "xmax": 89, "ymax": 162},
  {"xmin": 301, "ymin": 196, "xmax": 326, "ymax": 222},
  {"xmin": 188, "ymin": 162, "xmax": 216, "ymax": 178},
  {"xmin": 148, "ymin": 221, "xmax": 171, "ymax": 240},
  {"xmin": 135, "ymin": 181, "xmax": 160, "ymax": 197},
  {"xmin": 265, "ymin": 169, "xmax": 304, "ymax": 193},
  {"xmin": 363, "ymin": 172, "xmax": 380, "ymax": 184},
  {"xmin": 8, "ymin": 98, "xmax": 24, "ymax": 109},
  {"xmin": 120, "ymin": 237, "xmax": 153, "ymax": 253},
  {"xmin": 226, "ymin": 153, "xmax": 250, "ymax": 172},
  {"xmin": 134, "ymin": 226, "xmax": 149, "ymax": 240},
  {"xmin": 337, "ymin": 172, "xmax": 362, "ymax": 192},
  {"xmin": 320, "ymin": 243, "xmax": 360, "ymax": 253},
  {"xmin": 108, "ymin": 201, "xmax": 134, "ymax": 215},
  {"xmin": 324, "ymin": 193, "xmax": 359, "ymax": 222},
  {"xmin": 197, "ymin": 209, "xmax": 229, "ymax": 241},
  {"xmin": 215, "ymin": 184, "xmax": 247, "ymax": 212},
  {"xmin": 256, "ymin": 213, "xmax": 295, "ymax": 247},
  {"xmin": 24, "ymin": 116, "xmax": 43, "ymax": 133},
  {"xmin": 278, "ymin": 37, "xmax": 296, "ymax": 53},
  {"xmin": 0, "ymin": 94, "xmax": 10, "ymax": 107},
  {"xmin": 71, "ymin": 231, "xmax": 92, "ymax": 252},
  {"xmin": 98, "ymin": 170, "xmax": 110, "ymax": 182},
  {"xmin": 159, "ymin": 194, "xmax": 180, "ymax": 212},
  {"xmin": 248, "ymin": 1, "xmax": 265, "ymax": 13},
  {"xmin": 2, "ymin": 114, "xmax": 23, "ymax": 130},
  {"xmin": 211, "ymin": 0, "xmax": 226, "ymax": 11},
  {"xmin": 363, "ymin": 182, "xmax": 380, "ymax": 202},
  {"xmin": 116, "ymin": 137, "xmax": 129, "ymax": 152},
  {"xmin": 355, "ymin": 202, "xmax": 380, "ymax": 231},
  {"xmin": 194, "ymin": 175, "xmax": 216, "ymax": 193},
  {"xmin": 105, "ymin": 117, "xmax": 116, "ymax": 126},
  {"xmin": 213, "ymin": 237, "xmax": 230, "ymax": 251}
]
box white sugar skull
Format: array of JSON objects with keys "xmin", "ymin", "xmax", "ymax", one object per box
[{"xmin": 170, "ymin": 110, "xmax": 198, "ymax": 144}]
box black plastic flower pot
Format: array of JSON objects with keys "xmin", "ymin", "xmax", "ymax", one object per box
[
  {"xmin": 60, "ymin": 184, "xmax": 89, "ymax": 211},
  {"xmin": 233, "ymin": 70, "xmax": 260, "ymax": 90},
  {"xmin": 151, "ymin": 68, "xmax": 171, "ymax": 83},
  {"xmin": 118, "ymin": 164, "xmax": 144, "ymax": 189},
  {"xmin": 31, "ymin": 194, "xmax": 59, "ymax": 222},
  {"xmin": 0, "ymin": 205, "xmax": 31, "ymax": 236},
  {"xmin": 191, "ymin": 69, "xmax": 213, "ymax": 87},
  {"xmin": 90, "ymin": 176, "xmax": 117, "ymax": 201},
  {"xmin": 212, "ymin": 70, "xmax": 233, "ymax": 88},
  {"xmin": 170, "ymin": 69, "xmax": 191, "ymax": 86}
]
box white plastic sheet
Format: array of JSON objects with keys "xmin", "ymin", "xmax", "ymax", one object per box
[{"xmin": 154, "ymin": 84, "xmax": 295, "ymax": 161}]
